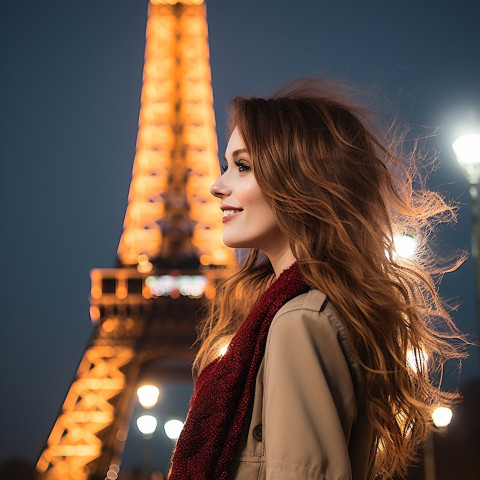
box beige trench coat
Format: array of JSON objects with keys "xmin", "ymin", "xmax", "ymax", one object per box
[{"xmin": 228, "ymin": 289, "xmax": 376, "ymax": 480}]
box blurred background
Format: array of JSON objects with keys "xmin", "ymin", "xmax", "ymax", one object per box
[{"xmin": 0, "ymin": 0, "xmax": 479, "ymax": 478}]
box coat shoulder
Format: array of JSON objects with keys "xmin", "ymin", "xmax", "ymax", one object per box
[
  {"xmin": 275, "ymin": 288, "xmax": 328, "ymax": 316},
  {"xmin": 270, "ymin": 288, "xmax": 362, "ymax": 383}
]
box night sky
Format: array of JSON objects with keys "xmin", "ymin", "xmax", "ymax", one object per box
[{"xmin": 1, "ymin": 0, "xmax": 480, "ymax": 474}]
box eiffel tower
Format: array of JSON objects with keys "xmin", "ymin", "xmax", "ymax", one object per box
[{"xmin": 36, "ymin": 1, "xmax": 231, "ymax": 478}]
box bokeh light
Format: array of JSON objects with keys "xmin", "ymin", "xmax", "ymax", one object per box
[
  {"xmin": 432, "ymin": 406, "xmax": 453, "ymax": 428},
  {"xmin": 137, "ymin": 415, "xmax": 158, "ymax": 435},
  {"xmin": 393, "ymin": 234, "xmax": 417, "ymax": 259},
  {"xmin": 164, "ymin": 419, "xmax": 184, "ymax": 440},
  {"xmin": 137, "ymin": 385, "xmax": 160, "ymax": 408}
]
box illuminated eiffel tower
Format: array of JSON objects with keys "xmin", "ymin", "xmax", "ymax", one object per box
[{"xmin": 36, "ymin": 1, "xmax": 231, "ymax": 478}]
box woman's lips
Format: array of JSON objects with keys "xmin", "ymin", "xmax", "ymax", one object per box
[{"xmin": 222, "ymin": 211, "xmax": 243, "ymax": 223}]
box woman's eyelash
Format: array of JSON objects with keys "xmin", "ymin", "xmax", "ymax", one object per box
[
  {"xmin": 235, "ymin": 161, "xmax": 250, "ymax": 172},
  {"xmin": 221, "ymin": 160, "xmax": 250, "ymax": 173}
]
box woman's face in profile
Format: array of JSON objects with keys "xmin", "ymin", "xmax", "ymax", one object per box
[{"xmin": 210, "ymin": 127, "xmax": 286, "ymax": 255}]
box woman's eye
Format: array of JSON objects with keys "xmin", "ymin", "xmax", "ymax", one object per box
[
  {"xmin": 235, "ymin": 161, "xmax": 250, "ymax": 172},
  {"xmin": 221, "ymin": 160, "xmax": 250, "ymax": 173}
]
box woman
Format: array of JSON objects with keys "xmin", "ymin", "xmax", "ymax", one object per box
[{"xmin": 168, "ymin": 79, "xmax": 466, "ymax": 479}]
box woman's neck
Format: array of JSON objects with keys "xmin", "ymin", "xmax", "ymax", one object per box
[{"xmin": 266, "ymin": 244, "xmax": 297, "ymax": 278}]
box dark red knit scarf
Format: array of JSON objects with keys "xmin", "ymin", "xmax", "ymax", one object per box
[{"xmin": 168, "ymin": 262, "xmax": 309, "ymax": 479}]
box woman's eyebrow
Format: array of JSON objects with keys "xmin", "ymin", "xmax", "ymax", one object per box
[
  {"xmin": 223, "ymin": 148, "xmax": 249, "ymax": 163},
  {"xmin": 232, "ymin": 148, "xmax": 248, "ymax": 157}
]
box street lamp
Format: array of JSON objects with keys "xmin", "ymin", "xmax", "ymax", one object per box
[
  {"xmin": 452, "ymin": 133, "xmax": 480, "ymax": 358},
  {"xmin": 424, "ymin": 406, "xmax": 454, "ymax": 480},
  {"xmin": 137, "ymin": 415, "xmax": 158, "ymax": 474}
]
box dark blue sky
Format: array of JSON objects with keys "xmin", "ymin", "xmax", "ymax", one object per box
[{"xmin": 1, "ymin": 0, "xmax": 479, "ymax": 472}]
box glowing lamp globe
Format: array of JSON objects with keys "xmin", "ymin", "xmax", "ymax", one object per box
[
  {"xmin": 136, "ymin": 415, "xmax": 158, "ymax": 435},
  {"xmin": 452, "ymin": 134, "xmax": 480, "ymax": 183},
  {"xmin": 164, "ymin": 419, "xmax": 184, "ymax": 440},
  {"xmin": 406, "ymin": 348, "xmax": 428, "ymax": 373},
  {"xmin": 432, "ymin": 406, "xmax": 453, "ymax": 428},
  {"xmin": 393, "ymin": 234, "xmax": 417, "ymax": 259},
  {"xmin": 453, "ymin": 134, "xmax": 480, "ymax": 165},
  {"xmin": 137, "ymin": 385, "xmax": 160, "ymax": 408}
]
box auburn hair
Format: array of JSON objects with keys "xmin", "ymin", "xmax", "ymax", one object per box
[{"xmin": 194, "ymin": 78, "xmax": 467, "ymax": 478}]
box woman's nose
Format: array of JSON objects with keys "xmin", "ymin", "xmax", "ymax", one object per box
[{"xmin": 210, "ymin": 175, "xmax": 231, "ymax": 199}]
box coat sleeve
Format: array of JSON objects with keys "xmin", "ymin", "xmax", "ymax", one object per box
[{"xmin": 262, "ymin": 305, "xmax": 358, "ymax": 480}]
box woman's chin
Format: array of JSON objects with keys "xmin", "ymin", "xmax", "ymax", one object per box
[{"xmin": 222, "ymin": 235, "xmax": 249, "ymax": 250}]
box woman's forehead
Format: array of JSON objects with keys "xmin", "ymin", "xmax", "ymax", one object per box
[{"xmin": 225, "ymin": 127, "xmax": 247, "ymax": 157}]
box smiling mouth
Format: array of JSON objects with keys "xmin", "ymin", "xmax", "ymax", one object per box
[
  {"xmin": 222, "ymin": 210, "xmax": 243, "ymax": 223},
  {"xmin": 223, "ymin": 209, "xmax": 242, "ymax": 217}
]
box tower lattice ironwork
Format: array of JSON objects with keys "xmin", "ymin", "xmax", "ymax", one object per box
[{"xmin": 36, "ymin": 1, "xmax": 231, "ymax": 479}]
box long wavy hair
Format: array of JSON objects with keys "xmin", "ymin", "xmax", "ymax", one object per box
[{"xmin": 194, "ymin": 79, "xmax": 467, "ymax": 478}]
